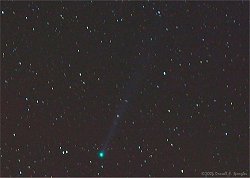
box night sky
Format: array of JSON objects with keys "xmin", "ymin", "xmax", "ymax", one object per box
[{"xmin": 1, "ymin": 1, "xmax": 249, "ymax": 177}]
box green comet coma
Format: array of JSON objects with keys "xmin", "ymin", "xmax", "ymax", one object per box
[{"xmin": 98, "ymin": 151, "xmax": 105, "ymax": 159}]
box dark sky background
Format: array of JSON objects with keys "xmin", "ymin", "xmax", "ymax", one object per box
[{"xmin": 1, "ymin": 1, "xmax": 249, "ymax": 177}]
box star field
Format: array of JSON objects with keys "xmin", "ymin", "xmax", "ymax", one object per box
[{"xmin": 1, "ymin": 1, "xmax": 249, "ymax": 177}]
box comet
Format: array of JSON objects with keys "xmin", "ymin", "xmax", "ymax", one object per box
[{"xmin": 98, "ymin": 54, "xmax": 151, "ymax": 159}]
